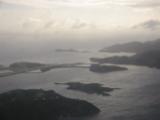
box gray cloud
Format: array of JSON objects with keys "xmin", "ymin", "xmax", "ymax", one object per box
[
  {"xmin": 72, "ymin": 22, "xmax": 87, "ymax": 29},
  {"xmin": 71, "ymin": 19, "xmax": 96, "ymax": 29},
  {"xmin": 43, "ymin": 21, "xmax": 55, "ymax": 29},
  {"xmin": 133, "ymin": 19, "xmax": 160, "ymax": 30},
  {"xmin": 130, "ymin": 1, "xmax": 160, "ymax": 8},
  {"xmin": 0, "ymin": 1, "xmax": 16, "ymax": 8},
  {"xmin": 0, "ymin": 0, "xmax": 32, "ymax": 9},
  {"xmin": 22, "ymin": 18, "xmax": 42, "ymax": 29}
]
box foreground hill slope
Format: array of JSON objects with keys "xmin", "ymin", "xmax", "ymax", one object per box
[{"xmin": 0, "ymin": 89, "xmax": 100, "ymax": 120}]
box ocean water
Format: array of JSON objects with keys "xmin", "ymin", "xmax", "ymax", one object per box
[{"xmin": 0, "ymin": 52, "xmax": 160, "ymax": 120}]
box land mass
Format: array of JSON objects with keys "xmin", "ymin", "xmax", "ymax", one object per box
[
  {"xmin": 8, "ymin": 62, "xmax": 85, "ymax": 73},
  {"xmin": 0, "ymin": 62, "xmax": 86, "ymax": 77},
  {"xmin": 91, "ymin": 50, "xmax": 160, "ymax": 69},
  {"xmin": 9, "ymin": 62, "xmax": 47, "ymax": 73},
  {"xmin": 0, "ymin": 89, "xmax": 100, "ymax": 120},
  {"xmin": 55, "ymin": 49, "xmax": 79, "ymax": 53},
  {"xmin": 100, "ymin": 38, "xmax": 160, "ymax": 53},
  {"xmin": 55, "ymin": 82, "xmax": 118, "ymax": 96},
  {"xmin": 55, "ymin": 49, "xmax": 90, "ymax": 53},
  {"xmin": 89, "ymin": 64, "xmax": 127, "ymax": 73},
  {"xmin": 0, "ymin": 62, "xmax": 128, "ymax": 77}
]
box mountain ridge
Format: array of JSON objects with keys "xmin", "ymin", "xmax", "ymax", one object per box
[{"xmin": 100, "ymin": 38, "xmax": 160, "ymax": 53}]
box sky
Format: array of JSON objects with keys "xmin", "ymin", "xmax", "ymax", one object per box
[
  {"xmin": 0, "ymin": 0, "xmax": 160, "ymax": 46},
  {"xmin": 0, "ymin": 0, "xmax": 160, "ymax": 34}
]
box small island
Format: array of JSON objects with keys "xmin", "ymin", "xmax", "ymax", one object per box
[
  {"xmin": 55, "ymin": 49, "xmax": 79, "ymax": 53},
  {"xmin": 55, "ymin": 82, "xmax": 117, "ymax": 96},
  {"xmin": 55, "ymin": 49, "xmax": 90, "ymax": 53},
  {"xmin": 0, "ymin": 89, "xmax": 100, "ymax": 120},
  {"xmin": 89, "ymin": 64, "xmax": 128, "ymax": 73}
]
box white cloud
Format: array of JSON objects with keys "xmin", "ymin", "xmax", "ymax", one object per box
[{"xmin": 0, "ymin": 0, "xmax": 160, "ymax": 34}]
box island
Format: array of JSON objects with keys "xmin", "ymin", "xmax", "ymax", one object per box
[
  {"xmin": 8, "ymin": 62, "xmax": 86, "ymax": 73},
  {"xmin": 0, "ymin": 62, "xmax": 48, "ymax": 77},
  {"xmin": 100, "ymin": 38, "xmax": 160, "ymax": 53},
  {"xmin": 40, "ymin": 63, "xmax": 85, "ymax": 72},
  {"xmin": 90, "ymin": 50, "xmax": 160, "ymax": 69},
  {"xmin": 0, "ymin": 89, "xmax": 100, "ymax": 120},
  {"xmin": 55, "ymin": 49, "xmax": 79, "ymax": 53},
  {"xmin": 89, "ymin": 64, "xmax": 128, "ymax": 73},
  {"xmin": 0, "ymin": 62, "xmax": 87, "ymax": 77},
  {"xmin": 55, "ymin": 82, "xmax": 118, "ymax": 96},
  {"xmin": 55, "ymin": 49, "xmax": 90, "ymax": 53},
  {"xmin": 9, "ymin": 62, "xmax": 47, "ymax": 73}
]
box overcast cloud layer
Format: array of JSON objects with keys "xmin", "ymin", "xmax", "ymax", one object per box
[{"xmin": 0, "ymin": 0, "xmax": 159, "ymax": 39}]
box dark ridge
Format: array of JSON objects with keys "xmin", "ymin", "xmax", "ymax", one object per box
[
  {"xmin": 100, "ymin": 38, "xmax": 160, "ymax": 53},
  {"xmin": 90, "ymin": 50, "xmax": 160, "ymax": 69}
]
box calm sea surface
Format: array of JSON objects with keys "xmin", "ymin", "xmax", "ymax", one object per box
[{"xmin": 0, "ymin": 52, "xmax": 160, "ymax": 120}]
